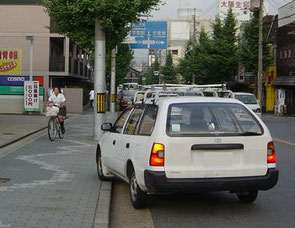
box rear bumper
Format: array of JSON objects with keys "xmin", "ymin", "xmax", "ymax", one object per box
[{"xmin": 144, "ymin": 169, "xmax": 279, "ymax": 193}]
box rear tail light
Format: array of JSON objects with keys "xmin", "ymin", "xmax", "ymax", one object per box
[
  {"xmin": 267, "ymin": 142, "xmax": 276, "ymax": 163},
  {"xmin": 150, "ymin": 143, "xmax": 165, "ymax": 166}
]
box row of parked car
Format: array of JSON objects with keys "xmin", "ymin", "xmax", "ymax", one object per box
[
  {"xmin": 119, "ymin": 83, "xmax": 262, "ymax": 118},
  {"xmin": 100, "ymin": 83, "xmax": 278, "ymax": 209}
]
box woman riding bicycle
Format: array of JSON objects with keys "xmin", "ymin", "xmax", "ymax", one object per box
[{"xmin": 47, "ymin": 87, "xmax": 66, "ymax": 134}]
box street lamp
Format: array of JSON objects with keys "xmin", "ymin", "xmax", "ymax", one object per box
[{"xmin": 26, "ymin": 36, "xmax": 34, "ymax": 81}]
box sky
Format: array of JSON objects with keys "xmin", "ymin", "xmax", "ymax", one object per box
[
  {"xmin": 134, "ymin": 0, "xmax": 293, "ymax": 64},
  {"xmin": 151, "ymin": 0, "xmax": 292, "ymax": 20}
]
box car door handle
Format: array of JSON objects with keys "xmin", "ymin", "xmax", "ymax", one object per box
[
  {"xmin": 126, "ymin": 143, "xmax": 130, "ymax": 149},
  {"xmin": 113, "ymin": 140, "xmax": 116, "ymax": 145}
]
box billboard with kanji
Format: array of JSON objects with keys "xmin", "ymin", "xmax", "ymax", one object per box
[
  {"xmin": 0, "ymin": 49, "xmax": 22, "ymax": 75},
  {"xmin": 24, "ymin": 81, "xmax": 40, "ymax": 112},
  {"xmin": 219, "ymin": 0, "xmax": 251, "ymax": 21}
]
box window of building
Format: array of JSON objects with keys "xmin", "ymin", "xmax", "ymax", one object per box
[
  {"xmin": 172, "ymin": 50, "xmax": 179, "ymax": 56},
  {"xmin": 284, "ymin": 50, "xmax": 288, "ymax": 59}
]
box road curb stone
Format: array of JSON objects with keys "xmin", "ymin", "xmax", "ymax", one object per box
[{"xmin": 93, "ymin": 181, "xmax": 112, "ymax": 228}]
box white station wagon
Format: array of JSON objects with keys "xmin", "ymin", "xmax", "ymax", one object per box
[{"xmin": 96, "ymin": 97, "xmax": 278, "ymax": 209}]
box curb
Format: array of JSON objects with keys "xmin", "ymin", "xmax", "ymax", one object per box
[
  {"xmin": 0, "ymin": 116, "xmax": 72, "ymax": 149},
  {"xmin": 0, "ymin": 127, "xmax": 47, "ymax": 149},
  {"xmin": 93, "ymin": 181, "xmax": 113, "ymax": 228}
]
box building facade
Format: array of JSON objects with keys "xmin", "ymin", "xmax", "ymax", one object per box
[
  {"xmin": 275, "ymin": 1, "xmax": 295, "ymax": 115},
  {"xmin": 0, "ymin": 0, "xmax": 92, "ymax": 113}
]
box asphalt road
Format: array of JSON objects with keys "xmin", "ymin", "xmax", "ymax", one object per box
[{"xmin": 111, "ymin": 115, "xmax": 295, "ymax": 228}]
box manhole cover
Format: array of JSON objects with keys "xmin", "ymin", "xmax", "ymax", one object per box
[
  {"xmin": 2, "ymin": 133, "xmax": 15, "ymax": 136},
  {"xmin": 0, "ymin": 178, "xmax": 10, "ymax": 184}
]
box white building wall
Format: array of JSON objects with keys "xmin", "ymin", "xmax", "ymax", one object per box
[{"xmin": 278, "ymin": 1, "xmax": 295, "ymax": 28}]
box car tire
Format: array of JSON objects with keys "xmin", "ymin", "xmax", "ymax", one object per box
[
  {"xmin": 96, "ymin": 151, "xmax": 109, "ymax": 181},
  {"xmin": 237, "ymin": 190, "xmax": 258, "ymax": 203},
  {"xmin": 129, "ymin": 169, "xmax": 148, "ymax": 209}
]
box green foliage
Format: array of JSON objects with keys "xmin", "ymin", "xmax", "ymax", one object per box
[
  {"xmin": 239, "ymin": 10, "xmax": 273, "ymax": 73},
  {"xmin": 105, "ymin": 44, "xmax": 134, "ymax": 86},
  {"xmin": 179, "ymin": 9, "xmax": 238, "ymax": 84},
  {"xmin": 143, "ymin": 58, "xmax": 160, "ymax": 85},
  {"xmin": 42, "ymin": 0, "xmax": 162, "ymax": 50},
  {"xmin": 162, "ymin": 52, "xmax": 178, "ymax": 84}
]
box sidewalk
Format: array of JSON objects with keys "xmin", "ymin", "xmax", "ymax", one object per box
[
  {"xmin": 0, "ymin": 114, "xmax": 48, "ymax": 148},
  {"xmin": 0, "ymin": 112, "xmax": 111, "ymax": 228}
]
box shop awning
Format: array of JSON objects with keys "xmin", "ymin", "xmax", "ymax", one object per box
[{"xmin": 274, "ymin": 76, "xmax": 295, "ymax": 87}]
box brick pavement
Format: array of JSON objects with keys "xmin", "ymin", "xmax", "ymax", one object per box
[
  {"xmin": 0, "ymin": 114, "xmax": 48, "ymax": 148},
  {"xmin": 0, "ymin": 113, "xmax": 102, "ymax": 228}
]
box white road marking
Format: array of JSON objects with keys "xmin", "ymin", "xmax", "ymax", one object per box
[{"xmin": 0, "ymin": 140, "xmax": 93, "ymax": 193}]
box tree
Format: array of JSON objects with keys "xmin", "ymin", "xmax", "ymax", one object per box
[
  {"xmin": 210, "ymin": 9, "xmax": 238, "ymax": 83},
  {"xmin": 179, "ymin": 9, "xmax": 238, "ymax": 85},
  {"xmin": 179, "ymin": 27, "xmax": 214, "ymax": 84},
  {"xmin": 143, "ymin": 58, "xmax": 160, "ymax": 85},
  {"xmin": 42, "ymin": 0, "xmax": 162, "ymax": 50},
  {"xmin": 162, "ymin": 52, "xmax": 178, "ymax": 84},
  {"xmin": 105, "ymin": 44, "xmax": 134, "ymax": 85},
  {"xmin": 239, "ymin": 10, "xmax": 272, "ymax": 74}
]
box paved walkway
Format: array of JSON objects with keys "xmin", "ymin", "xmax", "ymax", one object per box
[
  {"xmin": 0, "ymin": 113, "xmax": 101, "ymax": 228},
  {"xmin": 0, "ymin": 114, "xmax": 48, "ymax": 148}
]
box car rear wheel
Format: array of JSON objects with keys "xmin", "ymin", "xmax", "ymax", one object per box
[
  {"xmin": 129, "ymin": 170, "xmax": 148, "ymax": 209},
  {"xmin": 237, "ymin": 190, "xmax": 258, "ymax": 203}
]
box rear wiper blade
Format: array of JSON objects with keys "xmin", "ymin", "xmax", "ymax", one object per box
[{"xmin": 239, "ymin": 132, "xmax": 262, "ymax": 136}]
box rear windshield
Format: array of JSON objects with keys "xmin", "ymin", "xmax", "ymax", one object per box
[
  {"xmin": 167, "ymin": 103, "xmax": 263, "ymax": 137},
  {"xmin": 235, "ymin": 94, "xmax": 257, "ymax": 104}
]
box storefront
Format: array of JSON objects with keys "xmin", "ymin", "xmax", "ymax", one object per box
[
  {"xmin": 274, "ymin": 76, "xmax": 295, "ymax": 116},
  {"xmin": 265, "ymin": 66, "xmax": 276, "ymax": 113}
]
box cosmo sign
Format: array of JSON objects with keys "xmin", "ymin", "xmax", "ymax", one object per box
[{"xmin": 219, "ymin": 0, "xmax": 251, "ymax": 21}]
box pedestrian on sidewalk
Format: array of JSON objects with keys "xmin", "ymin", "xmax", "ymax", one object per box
[{"xmin": 89, "ymin": 89, "xmax": 94, "ymax": 108}]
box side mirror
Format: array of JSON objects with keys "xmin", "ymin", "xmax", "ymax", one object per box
[{"xmin": 101, "ymin": 123, "xmax": 113, "ymax": 131}]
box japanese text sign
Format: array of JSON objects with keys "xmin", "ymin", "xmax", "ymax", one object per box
[
  {"xmin": 219, "ymin": 0, "xmax": 251, "ymax": 21},
  {"xmin": 0, "ymin": 49, "xmax": 22, "ymax": 75},
  {"xmin": 24, "ymin": 81, "xmax": 39, "ymax": 112}
]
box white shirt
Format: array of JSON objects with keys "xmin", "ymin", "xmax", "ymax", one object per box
[
  {"xmin": 48, "ymin": 93, "xmax": 66, "ymax": 107},
  {"xmin": 89, "ymin": 90, "xmax": 94, "ymax": 100}
]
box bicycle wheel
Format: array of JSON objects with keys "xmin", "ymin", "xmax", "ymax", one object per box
[
  {"xmin": 48, "ymin": 117, "xmax": 57, "ymax": 141},
  {"xmin": 57, "ymin": 121, "xmax": 64, "ymax": 139}
]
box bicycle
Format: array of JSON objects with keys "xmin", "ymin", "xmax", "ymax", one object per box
[{"xmin": 46, "ymin": 106, "xmax": 64, "ymax": 141}]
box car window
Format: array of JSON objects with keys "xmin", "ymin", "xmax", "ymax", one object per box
[
  {"xmin": 137, "ymin": 105, "xmax": 158, "ymax": 136},
  {"xmin": 124, "ymin": 108, "xmax": 143, "ymax": 135},
  {"xmin": 167, "ymin": 103, "xmax": 263, "ymax": 137},
  {"xmin": 235, "ymin": 94, "xmax": 258, "ymax": 104},
  {"xmin": 113, "ymin": 108, "xmax": 132, "ymax": 133}
]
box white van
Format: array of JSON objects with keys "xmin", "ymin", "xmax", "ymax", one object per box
[
  {"xmin": 97, "ymin": 97, "xmax": 278, "ymax": 209},
  {"xmin": 234, "ymin": 93, "xmax": 262, "ymax": 117}
]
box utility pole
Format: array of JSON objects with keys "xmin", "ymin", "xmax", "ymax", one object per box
[
  {"xmin": 192, "ymin": 8, "xmax": 196, "ymax": 85},
  {"xmin": 110, "ymin": 47, "xmax": 117, "ymax": 113},
  {"xmin": 193, "ymin": 8, "xmax": 196, "ymax": 42},
  {"xmin": 26, "ymin": 36, "xmax": 34, "ymax": 81},
  {"xmin": 94, "ymin": 20, "xmax": 106, "ymax": 140},
  {"xmin": 257, "ymin": 0, "xmax": 264, "ymax": 102}
]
